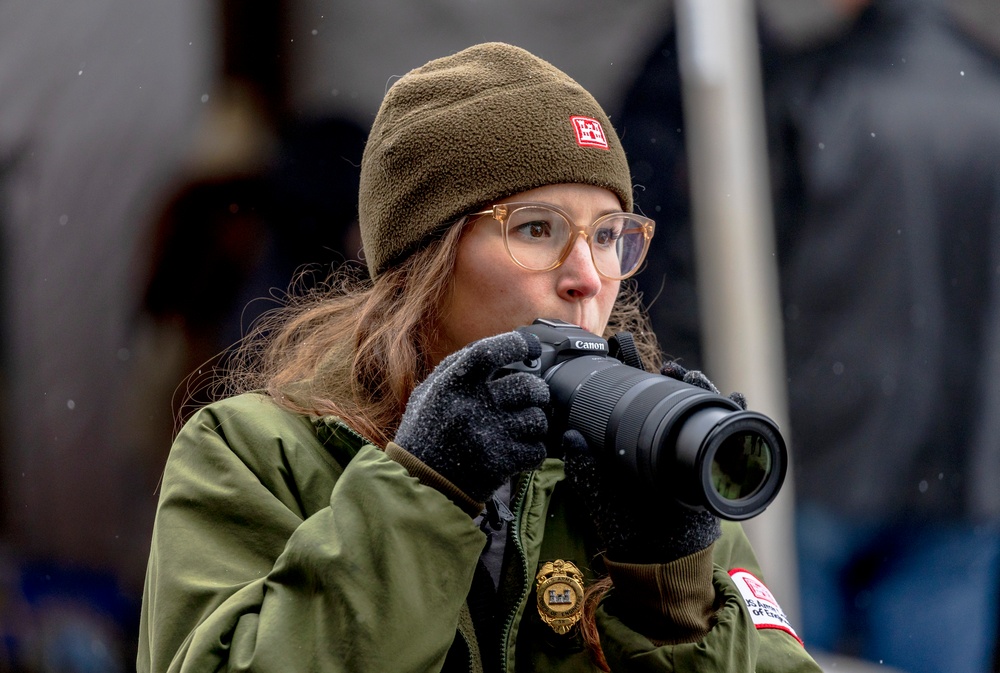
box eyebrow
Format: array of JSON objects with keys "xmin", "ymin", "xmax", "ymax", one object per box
[{"xmin": 572, "ymin": 207, "xmax": 629, "ymax": 223}]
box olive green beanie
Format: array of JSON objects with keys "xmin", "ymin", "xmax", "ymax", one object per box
[{"xmin": 358, "ymin": 42, "xmax": 633, "ymax": 278}]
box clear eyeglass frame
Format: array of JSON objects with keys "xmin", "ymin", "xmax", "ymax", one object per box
[{"xmin": 465, "ymin": 201, "xmax": 656, "ymax": 281}]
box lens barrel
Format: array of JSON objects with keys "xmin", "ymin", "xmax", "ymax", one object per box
[{"xmin": 544, "ymin": 355, "xmax": 787, "ymax": 521}]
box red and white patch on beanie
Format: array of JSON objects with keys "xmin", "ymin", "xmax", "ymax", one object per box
[
  {"xmin": 728, "ymin": 569, "xmax": 803, "ymax": 644},
  {"xmin": 570, "ymin": 115, "xmax": 609, "ymax": 150}
]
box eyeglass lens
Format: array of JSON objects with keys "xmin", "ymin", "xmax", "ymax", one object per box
[{"xmin": 502, "ymin": 206, "xmax": 647, "ymax": 279}]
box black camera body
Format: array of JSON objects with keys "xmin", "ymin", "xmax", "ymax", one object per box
[{"xmin": 507, "ymin": 318, "xmax": 787, "ymax": 521}]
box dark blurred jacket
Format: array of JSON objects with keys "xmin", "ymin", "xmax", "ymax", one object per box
[
  {"xmin": 619, "ymin": 0, "xmax": 1000, "ymax": 521},
  {"xmin": 767, "ymin": 0, "xmax": 1000, "ymax": 520}
]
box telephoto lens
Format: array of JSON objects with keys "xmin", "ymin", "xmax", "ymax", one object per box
[{"xmin": 510, "ymin": 319, "xmax": 787, "ymax": 521}]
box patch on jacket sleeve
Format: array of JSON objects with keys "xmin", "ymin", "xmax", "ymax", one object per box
[{"xmin": 728, "ymin": 569, "xmax": 802, "ymax": 644}]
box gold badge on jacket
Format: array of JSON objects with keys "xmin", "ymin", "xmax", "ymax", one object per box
[{"xmin": 535, "ymin": 559, "xmax": 585, "ymax": 634}]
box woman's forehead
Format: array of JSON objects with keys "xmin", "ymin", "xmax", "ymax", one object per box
[{"xmin": 497, "ymin": 184, "xmax": 622, "ymax": 210}]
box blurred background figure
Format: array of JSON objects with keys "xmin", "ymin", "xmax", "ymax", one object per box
[
  {"xmin": 617, "ymin": 1, "xmax": 1000, "ymax": 672},
  {"xmin": 767, "ymin": 3, "xmax": 1000, "ymax": 672},
  {"xmin": 141, "ymin": 115, "xmax": 367, "ymax": 421}
]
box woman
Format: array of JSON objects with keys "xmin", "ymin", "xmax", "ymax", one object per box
[{"xmin": 137, "ymin": 42, "xmax": 820, "ymax": 672}]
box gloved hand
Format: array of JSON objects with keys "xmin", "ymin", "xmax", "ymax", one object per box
[
  {"xmin": 563, "ymin": 362, "xmax": 744, "ymax": 563},
  {"xmin": 562, "ymin": 430, "xmax": 721, "ymax": 564},
  {"xmin": 659, "ymin": 360, "xmax": 747, "ymax": 410},
  {"xmin": 393, "ymin": 330, "xmax": 550, "ymax": 503}
]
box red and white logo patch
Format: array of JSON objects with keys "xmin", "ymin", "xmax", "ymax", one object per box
[
  {"xmin": 728, "ymin": 569, "xmax": 802, "ymax": 644},
  {"xmin": 570, "ymin": 115, "xmax": 609, "ymax": 150}
]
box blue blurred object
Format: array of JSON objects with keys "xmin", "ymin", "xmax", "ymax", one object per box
[{"xmin": 0, "ymin": 555, "xmax": 136, "ymax": 672}]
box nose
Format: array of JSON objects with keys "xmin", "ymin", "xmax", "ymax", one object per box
[{"xmin": 556, "ymin": 234, "xmax": 603, "ymax": 300}]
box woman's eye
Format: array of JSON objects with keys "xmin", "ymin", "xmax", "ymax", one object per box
[
  {"xmin": 515, "ymin": 220, "xmax": 552, "ymax": 239},
  {"xmin": 594, "ymin": 226, "xmax": 621, "ymax": 246}
]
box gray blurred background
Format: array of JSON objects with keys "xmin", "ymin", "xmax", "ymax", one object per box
[{"xmin": 1, "ymin": 0, "xmax": 998, "ymax": 670}]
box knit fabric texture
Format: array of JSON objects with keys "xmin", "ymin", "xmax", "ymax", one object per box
[
  {"xmin": 393, "ymin": 330, "xmax": 550, "ymax": 504},
  {"xmin": 561, "ymin": 429, "xmax": 721, "ymax": 564},
  {"xmin": 358, "ymin": 41, "xmax": 633, "ymax": 278}
]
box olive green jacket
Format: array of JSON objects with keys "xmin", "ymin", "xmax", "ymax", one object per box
[{"xmin": 138, "ymin": 393, "xmax": 820, "ymax": 672}]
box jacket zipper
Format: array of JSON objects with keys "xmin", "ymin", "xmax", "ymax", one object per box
[{"xmin": 498, "ymin": 470, "xmax": 534, "ymax": 673}]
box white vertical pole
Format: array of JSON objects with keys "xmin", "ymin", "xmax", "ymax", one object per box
[{"xmin": 673, "ymin": 0, "xmax": 800, "ymax": 624}]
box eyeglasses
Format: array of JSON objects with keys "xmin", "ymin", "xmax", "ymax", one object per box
[{"xmin": 466, "ymin": 202, "xmax": 655, "ymax": 280}]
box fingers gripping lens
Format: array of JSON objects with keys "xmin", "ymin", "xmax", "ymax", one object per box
[{"xmin": 468, "ymin": 202, "xmax": 655, "ymax": 280}]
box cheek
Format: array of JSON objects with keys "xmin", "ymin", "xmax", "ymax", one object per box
[
  {"xmin": 457, "ymin": 266, "xmax": 528, "ymax": 327},
  {"xmin": 443, "ymin": 239, "xmax": 525, "ymax": 344},
  {"xmin": 597, "ymin": 281, "xmax": 621, "ymax": 327}
]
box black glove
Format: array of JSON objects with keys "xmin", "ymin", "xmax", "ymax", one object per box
[
  {"xmin": 659, "ymin": 360, "xmax": 747, "ymax": 410},
  {"xmin": 562, "ymin": 430, "xmax": 721, "ymax": 564},
  {"xmin": 394, "ymin": 331, "xmax": 550, "ymax": 503}
]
